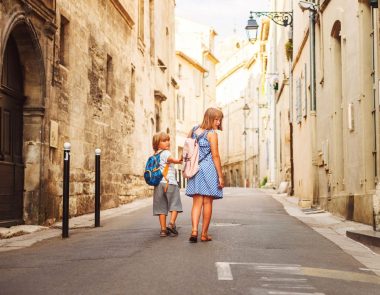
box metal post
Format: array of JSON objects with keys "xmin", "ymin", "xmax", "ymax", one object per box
[
  {"xmin": 95, "ymin": 148, "xmax": 101, "ymax": 227},
  {"xmin": 62, "ymin": 142, "xmax": 71, "ymax": 238},
  {"xmin": 257, "ymin": 87, "xmax": 261, "ymax": 188},
  {"xmin": 244, "ymin": 111, "xmax": 247, "ymax": 188}
]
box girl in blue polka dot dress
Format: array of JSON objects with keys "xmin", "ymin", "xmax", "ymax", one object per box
[{"xmin": 186, "ymin": 107, "xmax": 224, "ymax": 243}]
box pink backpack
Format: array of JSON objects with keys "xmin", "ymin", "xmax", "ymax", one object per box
[{"xmin": 183, "ymin": 128, "xmax": 207, "ymax": 178}]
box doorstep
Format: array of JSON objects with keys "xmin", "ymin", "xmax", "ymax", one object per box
[{"xmin": 346, "ymin": 230, "xmax": 380, "ymax": 248}]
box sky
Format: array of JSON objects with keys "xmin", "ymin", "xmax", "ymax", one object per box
[{"xmin": 175, "ymin": 0, "xmax": 270, "ymax": 41}]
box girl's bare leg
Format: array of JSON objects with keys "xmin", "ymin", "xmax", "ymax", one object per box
[
  {"xmin": 201, "ymin": 196, "xmax": 213, "ymax": 236},
  {"xmin": 191, "ymin": 195, "xmax": 203, "ymax": 233}
]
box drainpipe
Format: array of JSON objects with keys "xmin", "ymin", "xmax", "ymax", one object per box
[
  {"xmin": 272, "ymin": 0, "xmax": 278, "ymax": 187},
  {"xmin": 289, "ymin": 0, "xmax": 294, "ymax": 196},
  {"xmin": 310, "ymin": 3, "xmax": 319, "ymax": 206},
  {"xmin": 371, "ymin": 3, "xmax": 379, "ymax": 231},
  {"xmin": 289, "ymin": 52, "xmax": 294, "ymax": 195}
]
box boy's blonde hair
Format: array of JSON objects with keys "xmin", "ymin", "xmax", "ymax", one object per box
[
  {"xmin": 152, "ymin": 132, "xmax": 170, "ymax": 151},
  {"xmin": 200, "ymin": 107, "xmax": 224, "ymax": 131}
]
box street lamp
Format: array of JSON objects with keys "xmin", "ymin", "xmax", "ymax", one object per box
[
  {"xmin": 245, "ymin": 13, "xmax": 259, "ymax": 44},
  {"xmin": 243, "ymin": 103, "xmax": 250, "ymax": 188},
  {"xmin": 245, "ymin": 10, "xmax": 293, "ymax": 45}
]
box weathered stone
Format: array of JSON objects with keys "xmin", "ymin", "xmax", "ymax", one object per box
[{"xmin": 0, "ymin": 0, "xmax": 176, "ymax": 225}]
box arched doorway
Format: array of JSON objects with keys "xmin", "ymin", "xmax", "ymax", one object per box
[
  {"xmin": 0, "ymin": 34, "xmax": 25, "ymax": 225},
  {"xmin": 0, "ymin": 18, "xmax": 46, "ymax": 225}
]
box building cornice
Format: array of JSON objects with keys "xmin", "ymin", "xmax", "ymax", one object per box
[
  {"xmin": 24, "ymin": 0, "xmax": 55, "ymax": 21},
  {"xmin": 292, "ymin": 27, "xmax": 309, "ymax": 72},
  {"xmin": 245, "ymin": 54, "xmax": 257, "ymax": 70},
  {"xmin": 176, "ymin": 51, "xmax": 207, "ymax": 73},
  {"xmin": 110, "ymin": 0, "xmax": 134, "ymax": 29},
  {"xmin": 216, "ymin": 62, "xmax": 246, "ymax": 86},
  {"xmin": 203, "ymin": 50, "xmax": 220, "ymax": 64}
]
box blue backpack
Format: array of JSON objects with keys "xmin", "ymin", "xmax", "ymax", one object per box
[{"xmin": 144, "ymin": 151, "xmax": 169, "ymax": 187}]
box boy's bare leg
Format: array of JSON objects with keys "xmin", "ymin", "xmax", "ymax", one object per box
[
  {"xmin": 201, "ymin": 196, "xmax": 213, "ymax": 236},
  {"xmin": 159, "ymin": 214, "xmax": 167, "ymax": 230},
  {"xmin": 191, "ymin": 195, "xmax": 203, "ymax": 233},
  {"xmin": 169, "ymin": 211, "xmax": 178, "ymax": 225}
]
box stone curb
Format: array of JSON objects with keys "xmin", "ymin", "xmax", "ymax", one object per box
[{"xmin": 0, "ymin": 197, "xmax": 152, "ymax": 252}]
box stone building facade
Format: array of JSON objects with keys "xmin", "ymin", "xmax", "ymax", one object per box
[{"xmin": 0, "ymin": 0, "xmax": 177, "ymax": 226}]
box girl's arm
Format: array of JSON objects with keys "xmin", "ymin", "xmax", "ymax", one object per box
[{"xmin": 208, "ymin": 132, "xmax": 224, "ymax": 188}]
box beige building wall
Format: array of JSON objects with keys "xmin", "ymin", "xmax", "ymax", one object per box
[
  {"xmin": 290, "ymin": 0, "xmax": 375, "ymax": 224},
  {"xmin": 290, "ymin": 0, "xmax": 314, "ymax": 206},
  {"xmin": 273, "ymin": 0, "xmax": 293, "ymax": 192},
  {"xmin": 315, "ymin": 0, "xmax": 374, "ymax": 223},
  {"xmin": 0, "ymin": 0, "xmax": 177, "ymax": 225}
]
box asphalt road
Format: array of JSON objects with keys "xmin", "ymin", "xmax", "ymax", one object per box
[{"xmin": 0, "ymin": 188, "xmax": 379, "ymax": 295}]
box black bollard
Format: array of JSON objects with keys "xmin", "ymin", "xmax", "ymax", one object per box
[
  {"xmin": 62, "ymin": 142, "xmax": 71, "ymax": 238},
  {"xmin": 95, "ymin": 148, "xmax": 101, "ymax": 227}
]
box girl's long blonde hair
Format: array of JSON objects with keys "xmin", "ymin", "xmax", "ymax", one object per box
[{"xmin": 200, "ymin": 107, "xmax": 224, "ymax": 131}]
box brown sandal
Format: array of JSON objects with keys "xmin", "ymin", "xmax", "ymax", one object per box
[
  {"xmin": 160, "ymin": 229, "xmax": 168, "ymax": 237},
  {"xmin": 201, "ymin": 234, "xmax": 212, "ymax": 242},
  {"xmin": 189, "ymin": 231, "xmax": 198, "ymax": 243}
]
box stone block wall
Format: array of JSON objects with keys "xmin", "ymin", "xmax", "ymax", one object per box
[{"xmin": 0, "ymin": 0, "xmax": 177, "ymax": 225}]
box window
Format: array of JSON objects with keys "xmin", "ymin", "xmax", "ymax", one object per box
[
  {"xmin": 138, "ymin": 0, "xmax": 145, "ymax": 42},
  {"xmin": 176, "ymin": 95, "xmax": 180, "ymax": 120},
  {"xmin": 194, "ymin": 70, "xmax": 200, "ymax": 97},
  {"xmin": 178, "ymin": 64, "xmax": 182, "ymax": 79},
  {"xmin": 59, "ymin": 15, "xmax": 69, "ymax": 66},
  {"xmin": 182, "ymin": 95, "xmax": 185, "ymax": 120},
  {"xmin": 149, "ymin": 0, "xmax": 154, "ymax": 58},
  {"xmin": 130, "ymin": 65, "xmax": 136, "ymax": 103},
  {"xmin": 296, "ymin": 78, "xmax": 302, "ymax": 124},
  {"xmin": 303, "ymin": 63, "xmax": 308, "ymax": 118},
  {"xmin": 106, "ymin": 55, "xmax": 112, "ymax": 95}
]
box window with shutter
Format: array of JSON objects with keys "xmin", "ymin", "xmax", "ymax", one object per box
[{"xmin": 296, "ymin": 78, "xmax": 302, "ymax": 124}]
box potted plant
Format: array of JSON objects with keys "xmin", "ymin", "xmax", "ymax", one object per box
[{"xmin": 285, "ymin": 40, "xmax": 293, "ymax": 61}]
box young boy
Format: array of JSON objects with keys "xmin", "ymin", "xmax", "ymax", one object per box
[{"xmin": 152, "ymin": 132, "xmax": 183, "ymax": 237}]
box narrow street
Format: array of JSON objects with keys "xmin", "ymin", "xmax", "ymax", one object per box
[{"xmin": 0, "ymin": 188, "xmax": 379, "ymax": 295}]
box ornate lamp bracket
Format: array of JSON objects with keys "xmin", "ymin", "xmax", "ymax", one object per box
[{"xmin": 249, "ymin": 11, "xmax": 293, "ymax": 28}]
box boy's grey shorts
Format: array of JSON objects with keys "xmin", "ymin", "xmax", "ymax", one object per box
[{"xmin": 153, "ymin": 183, "xmax": 183, "ymax": 216}]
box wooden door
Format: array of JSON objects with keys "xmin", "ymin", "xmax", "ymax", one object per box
[{"xmin": 0, "ymin": 35, "xmax": 25, "ymax": 225}]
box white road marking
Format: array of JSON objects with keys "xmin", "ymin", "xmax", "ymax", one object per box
[
  {"xmin": 260, "ymin": 277, "xmax": 308, "ymax": 282},
  {"xmin": 359, "ymin": 267, "xmax": 380, "ymax": 272},
  {"xmin": 216, "ymin": 262, "xmax": 301, "ymax": 280},
  {"xmin": 262, "ymin": 284, "xmax": 315, "ymax": 289},
  {"xmin": 215, "ymin": 262, "xmax": 233, "ymax": 280},
  {"xmin": 268, "ymin": 292, "xmax": 325, "ymax": 295}
]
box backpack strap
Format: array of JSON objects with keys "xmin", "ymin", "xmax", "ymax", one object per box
[
  {"xmin": 198, "ymin": 129, "xmax": 213, "ymax": 163},
  {"xmin": 157, "ymin": 150, "xmax": 170, "ymax": 192},
  {"xmin": 162, "ymin": 163, "xmax": 169, "ymax": 192}
]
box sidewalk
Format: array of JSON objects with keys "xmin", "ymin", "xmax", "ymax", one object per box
[
  {"xmin": 0, "ymin": 197, "xmax": 152, "ymax": 252},
  {"xmin": 267, "ymin": 190, "xmax": 380, "ymax": 276}
]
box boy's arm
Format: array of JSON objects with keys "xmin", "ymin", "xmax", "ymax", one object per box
[{"xmin": 167, "ymin": 155, "xmax": 183, "ymax": 164}]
